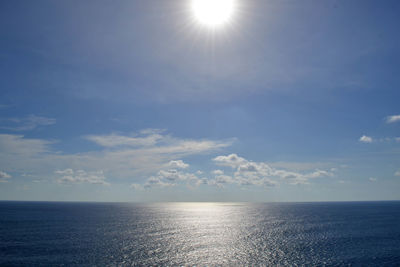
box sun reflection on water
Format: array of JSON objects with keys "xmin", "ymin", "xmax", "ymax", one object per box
[{"xmin": 152, "ymin": 202, "xmax": 249, "ymax": 265}]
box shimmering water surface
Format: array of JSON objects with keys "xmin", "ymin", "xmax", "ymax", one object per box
[{"xmin": 1, "ymin": 201, "xmax": 399, "ymax": 266}]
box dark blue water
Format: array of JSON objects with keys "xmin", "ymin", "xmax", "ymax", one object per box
[{"xmin": 0, "ymin": 201, "xmax": 399, "ymax": 266}]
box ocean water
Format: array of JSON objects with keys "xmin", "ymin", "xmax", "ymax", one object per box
[{"xmin": 0, "ymin": 201, "xmax": 399, "ymax": 266}]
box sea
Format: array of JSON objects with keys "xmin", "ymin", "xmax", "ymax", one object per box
[{"xmin": 0, "ymin": 201, "xmax": 399, "ymax": 266}]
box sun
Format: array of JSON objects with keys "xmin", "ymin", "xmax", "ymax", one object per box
[{"xmin": 191, "ymin": 0, "xmax": 236, "ymax": 28}]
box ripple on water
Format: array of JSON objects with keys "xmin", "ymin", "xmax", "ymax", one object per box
[{"xmin": 0, "ymin": 201, "xmax": 400, "ymax": 265}]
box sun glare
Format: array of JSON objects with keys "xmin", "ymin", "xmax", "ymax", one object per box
[{"xmin": 191, "ymin": 0, "xmax": 236, "ymax": 28}]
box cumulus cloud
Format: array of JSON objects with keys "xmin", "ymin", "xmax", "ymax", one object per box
[
  {"xmin": 0, "ymin": 115, "xmax": 56, "ymax": 131},
  {"xmin": 132, "ymin": 153, "xmax": 335, "ymax": 190},
  {"xmin": 55, "ymin": 169, "xmax": 109, "ymax": 186},
  {"xmin": 0, "ymin": 170, "xmax": 11, "ymax": 182},
  {"xmin": 141, "ymin": 168, "xmax": 201, "ymax": 189},
  {"xmin": 167, "ymin": 160, "xmax": 189, "ymax": 169},
  {"xmin": 157, "ymin": 169, "xmax": 195, "ymax": 181},
  {"xmin": 212, "ymin": 169, "xmax": 224, "ymax": 175},
  {"xmin": 1, "ymin": 131, "xmax": 335, "ymax": 190},
  {"xmin": 131, "ymin": 157, "xmax": 208, "ymax": 190},
  {"xmin": 213, "ymin": 153, "xmax": 247, "ymax": 168},
  {"xmin": 130, "ymin": 183, "xmax": 144, "ymax": 190},
  {"xmin": 219, "ymin": 154, "xmax": 332, "ymax": 186},
  {"xmin": 0, "ymin": 131, "xmax": 232, "ymax": 185},
  {"xmin": 386, "ymin": 115, "xmax": 400, "ymax": 124},
  {"xmin": 205, "ymin": 174, "xmax": 234, "ymax": 188},
  {"xmin": 54, "ymin": 169, "xmax": 74, "ymax": 175},
  {"xmin": 143, "ymin": 176, "xmax": 176, "ymax": 188},
  {"xmin": 359, "ymin": 135, "xmax": 373, "ymax": 143}
]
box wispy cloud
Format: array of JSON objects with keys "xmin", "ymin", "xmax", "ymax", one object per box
[
  {"xmin": 86, "ymin": 131, "xmax": 232, "ymax": 156},
  {"xmin": 0, "ymin": 115, "xmax": 56, "ymax": 131},
  {"xmin": 55, "ymin": 169, "xmax": 109, "ymax": 186},
  {"xmin": 85, "ymin": 132, "xmax": 163, "ymax": 148},
  {"xmin": 358, "ymin": 136, "xmax": 400, "ymax": 143},
  {"xmin": 395, "ymin": 170, "xmax": 400, "ymax": 177},
  {"xmin": 359, "ymin": 135, "xmax": 373, "ymax": 143},
  {"xmin": 268, "ymin": 161, "xmax": 334, "ymax": 171},
  {"xmin": 0, "ymin": 131, "xmax": 232, "ymax": 185},
  {"xmin": 0, "ymin": 134, "xmax": 53, "ymax": 156},
  {"xmin": 386, "ymin": 115, "xmax": 400, "ymax": 124},
  {"xmin": 0, "ymin": 170, "xmax": 11, "ymax": 183},
  {"xmin": 0, "ymin": 132, "xmax": 335, "ymax": 189},
  {"xmin": 369, "ymin": 177, "xmax": 377, "ymax": 182}
]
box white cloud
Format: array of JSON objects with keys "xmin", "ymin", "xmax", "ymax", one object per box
[
  {"xmin": 54, "ymin": 169, "xmax": 74, "ymax": 175},
  {"xmin": 369, "ymin": 177, "xmax": 377, "ymax": 182},
  {"xmin": 131, "ymin": 153, "xmax": 335, "ymax": 190},
  {"xmin": 142, "ymin": 168, "xmax": 201, "ymax": 189},
  {"xmin": 0, "ymin": 171, "xmax": 11, "ymax": 182},
  {"xmin": 268, "ymin": 161, "xmax": 332, "ymax": 171},
  {"xmin": 0, "ymin": 115, "xmax": 56, "ymax": 131},
  {"xmin": 212, "ymin": 154, "xmax": 333, "ymax": 187},
  {"xmin": 386, "ymin": 115, "xmax": 400, "ymax": 124},
  {"xmin": 277, "ymin": 169, "xmax": 332, "ymax": 185},
  {"xmin": 0, "ymin": 132, "xmax": 336, "ymax": 190},
  {"xmin": 208, "ymin": 174, "xmax": 235, "ymax": 187},
  {"xmin": 139, "ymin": 128, "xmax": 166, "ymax": 135},
  {"xmin": 212, "ymin": 169, "xmax": 224, "ymax": 175},
  {"xmin": 0, "ymin": 134, "xmax": 53, "ymax": 158},
  {"xmin": 359, "ymin": 135, "xmax": 373, "ymax": 143},
  {"xmin": 55, "ymin": 169, "xmax": 109, "ymax": 186},
  {"xmin": 215, "ymin": 175, "xmax": 234, "ymax": 184},
  {"xmin": 0, "ymin": 171, "xmax": 11, "ymax": 179},
  {"xmin": 143, "ymin": 176, "xmax": 175, "ymax": 188},
  {"xmin": 85, "ymin": 133, "xmax": 163, "ymax": 147},
  {"xmin": 136, "ymin": 157, "xmax": 210, "ymax": 189},
  {"xmin": 364, "ymin": 137, "xmax": 400, "ymax": 143},
  {"xmin": 213, "ymin": 153, "xmax": 247, "ymax": 168},
  {"xmin": 157, "ymin": 169, "xmax": 192, "ymax": 181},
  {"xmin": 130, "ymin": 183, "xmax": 144, "ymax": 190},
  {"xmin": 0, "ymin": 131, "xmax": 232, "ymax": 185},
  {"xmin": 245, "ymin": 156, "xmax": 330, "ymax": 185},
  {"xmin": 167, "ymin": 160, "xmax": 189, "ymax": 169},
  {"xmin": 307, "ymin": 170, "xmax": 333, "ymax": 178},
  {"xmin": 395, "ymin": 170, "xmax": 400, "ymax": 177}
]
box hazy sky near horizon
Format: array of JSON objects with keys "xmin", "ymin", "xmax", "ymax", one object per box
[{"xmin": 0, "ymin": 0, "xmax": 399, "ymax": 202}]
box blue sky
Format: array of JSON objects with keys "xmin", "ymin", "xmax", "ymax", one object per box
[{"xmin": 0, "ymin": 0, "xmax": 399, "ymax": 202}]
